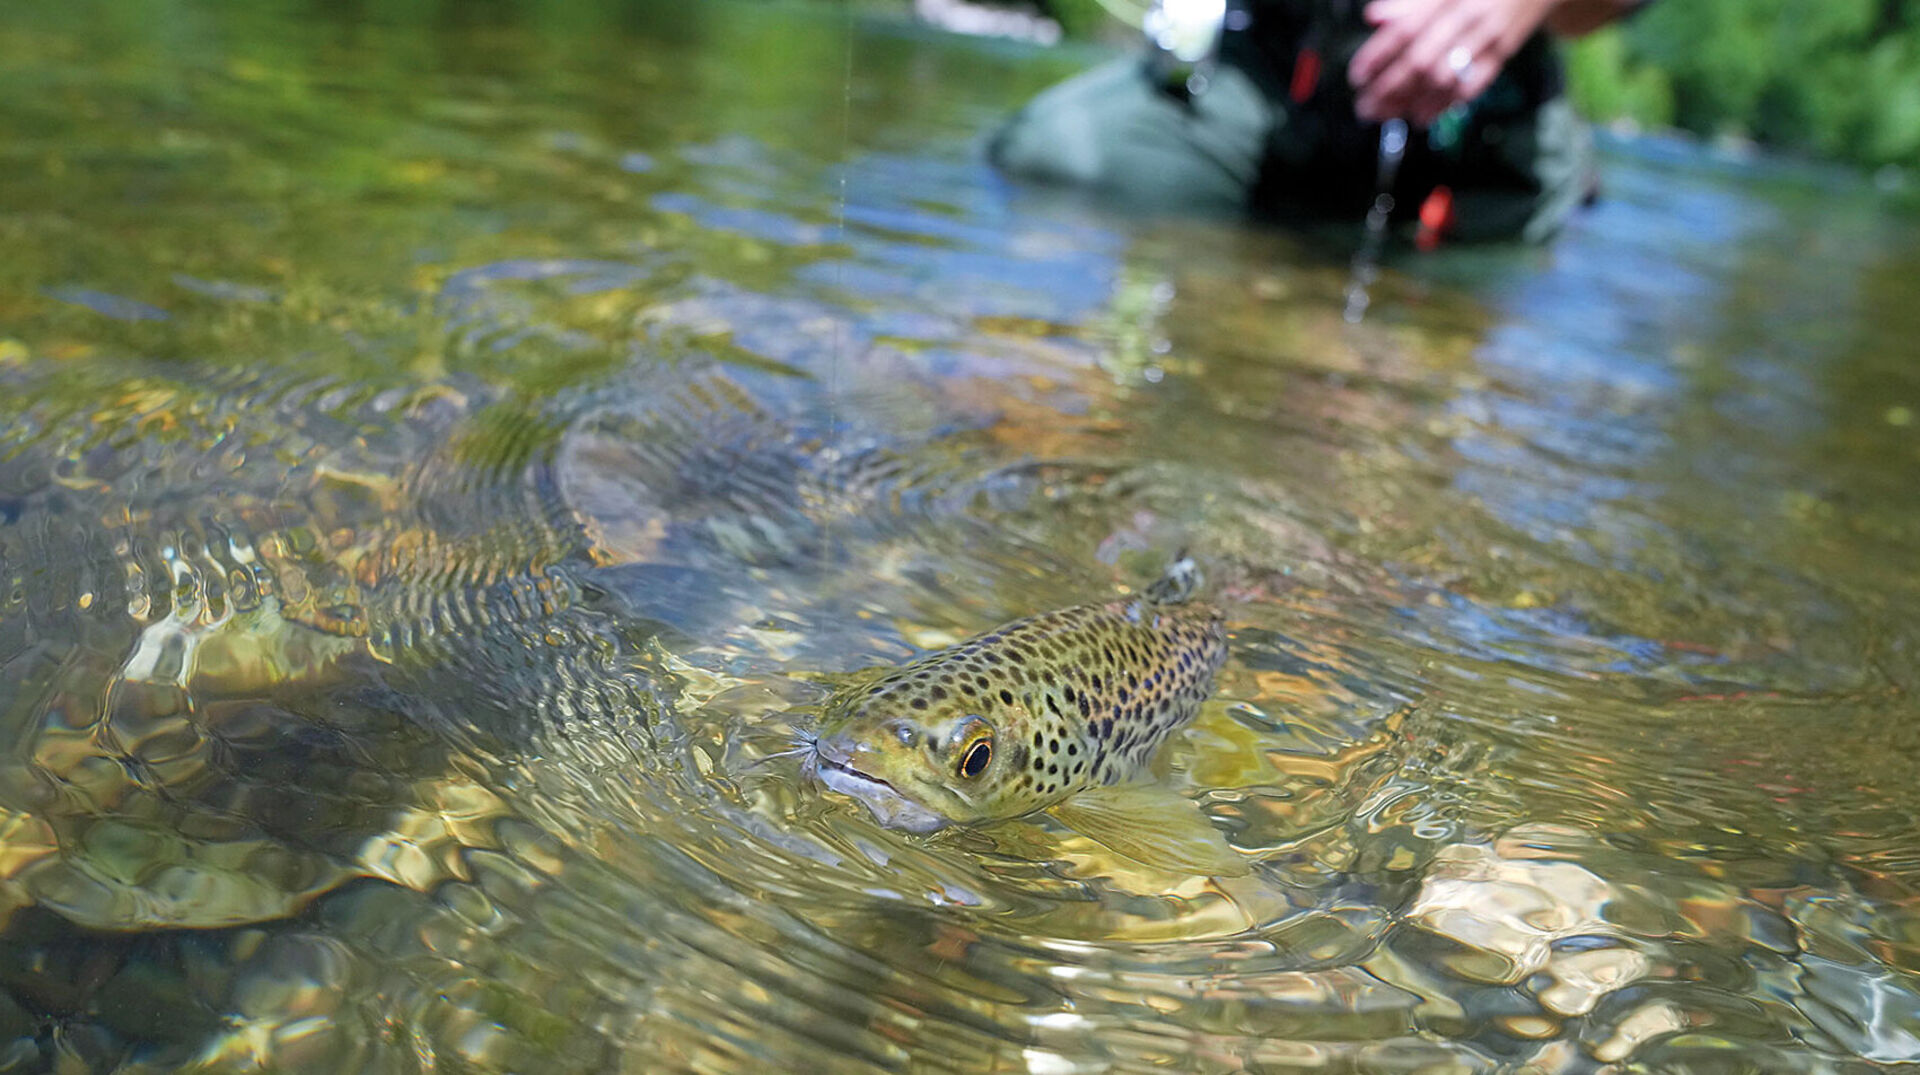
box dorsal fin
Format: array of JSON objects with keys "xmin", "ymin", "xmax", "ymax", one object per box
[{"xmin": 1142, "ymin": 552, "xmax": 1201, "ymax": 606}]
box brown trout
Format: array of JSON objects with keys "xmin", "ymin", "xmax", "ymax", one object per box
[{"xmin": 805, "ymin": 560, "xmax": 1248, "ymax": 876}]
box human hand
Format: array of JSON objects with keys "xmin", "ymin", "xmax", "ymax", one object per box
[{"xmin": 1348, "ymin": 0, "xmax": 1556, "ymax": 125}]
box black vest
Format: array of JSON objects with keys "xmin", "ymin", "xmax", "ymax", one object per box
[{"xmin": 1217, "ymin": 0, "xmax": 1569, "ymax": 220}]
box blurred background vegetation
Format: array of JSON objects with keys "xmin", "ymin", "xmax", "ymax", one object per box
[
  {"xmin": 1015, "ymin": 0, "xmax": 1920, "ymax": 174},
  {"xmin": 1570, "ymin": 0, "xmax": 1920, "ymax": 169}
]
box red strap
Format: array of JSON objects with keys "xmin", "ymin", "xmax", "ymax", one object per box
[
  {"xmin": 1416, "ymin": 185, "xmax": 1455, "ymax": 251},
  {"xmin": 1290, "ymin": 47, "xmax": 1322, "ymax": 104}
]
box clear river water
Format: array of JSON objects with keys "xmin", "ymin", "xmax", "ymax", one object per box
[{"xmin": 2, "ymin": 2, "xmax": 1918, "ymax": 1071}]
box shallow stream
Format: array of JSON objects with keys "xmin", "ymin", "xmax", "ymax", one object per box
[{"xmin": 2, "ymin": 2, "xmax": 1918, "ymax": 1071}]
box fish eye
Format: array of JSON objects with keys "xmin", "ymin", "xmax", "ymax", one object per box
[{"xmin": 956, "ymin": 737, "xmax": 993, "ymax": 779}]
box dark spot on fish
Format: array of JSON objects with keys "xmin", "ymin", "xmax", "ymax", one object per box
[
  {"xmin": 998, "ymin": 688, "xmax": 1014, "ymax": 705},
  {"xmin": 1066, "ymin": 743, "xmax": 1077, "ymax": 756},
  {"xmin": 1048, "ymin": 738, "xmax": 1058, "ymax": 754},
  {"xmin": 928, "ymin": 687, "xmax": 947, "ymax": 702},
  {"xmin": 911, "ymin": 698, "xmax": 928, "ymax": 710},
  {"xmin": 1077, "ymin": 695, "xmax": 1091, "ymax": 718}
]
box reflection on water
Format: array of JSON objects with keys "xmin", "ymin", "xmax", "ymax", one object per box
[{"xmin": 2, "ymin": 0, "xmax": 1919, "ymax": 1071}]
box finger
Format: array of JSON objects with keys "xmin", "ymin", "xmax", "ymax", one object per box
[
  {"xmin": 1350, "ymin": 0, "xmax": 1447, "ymax": 86},
  {"xmin": 1361, "ymin": 0, "xmax": 1435, "ymax": 25},
  {"xmin": 1439, "ymin": 15, "xmax": 1510, "ymax": 106},
  {"xmin": 1395, "ymin": 5, "xmax": 1488, "ymax": 91},
  {"xmin": 1350, "ymin": 16, "xmax": 1416, "ymax": 89},
  {"xmin": 1455, "ymin": 48, "xmax": 1502, "ymax": 103},
  {"xmin": 1356, "ymin": 6, "xmax": 1478, "ymax": 120},
  {"xmin": 1392, "ymin": 10, "xmax": 1509, "ymax": 121}
]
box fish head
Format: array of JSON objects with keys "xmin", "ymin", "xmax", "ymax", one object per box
[{"xmin": 808, "ymin": 674, "xmax": 1046, "ymax": 831}]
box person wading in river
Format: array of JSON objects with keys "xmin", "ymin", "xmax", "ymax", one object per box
[{"xmin": 989, "ymin": 0, "xmax": 1651, "ymax": 245}]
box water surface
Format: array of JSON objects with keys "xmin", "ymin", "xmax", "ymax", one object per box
[{"xmin": 2, "ymin": 2, "xmax": 1918, "ymax": 1071}]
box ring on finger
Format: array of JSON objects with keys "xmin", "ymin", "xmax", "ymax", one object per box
[{"xmin": 1447, "ymin": 45, "xmax": 1475, "ymax": 83}]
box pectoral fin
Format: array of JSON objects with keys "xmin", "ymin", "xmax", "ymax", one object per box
[{"xmin": 1045, "ymin": 783, "xmax": 1249, "ymax": 878}]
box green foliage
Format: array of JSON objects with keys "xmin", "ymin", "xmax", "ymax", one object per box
[
  {"xmin": 1041, "ymin": 0, "xmax": 1117, "ymax": 39},
  {"xmin": 1565, "ymin": 0, "xmax": 1920, "ymax": 168},
  {"xmin": 1565, "ymin": 26, "xmax": 1673, "ymax": 130}
]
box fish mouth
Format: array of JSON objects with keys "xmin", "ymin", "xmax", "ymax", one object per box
[{"xmin": 806, "ymin": 750, "xmax": 949, "ymax": 834}]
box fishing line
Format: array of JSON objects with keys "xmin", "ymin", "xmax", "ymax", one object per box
[{"xmin": 826, "ymin": 2, "xmax": 856, "ymax": 574}]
